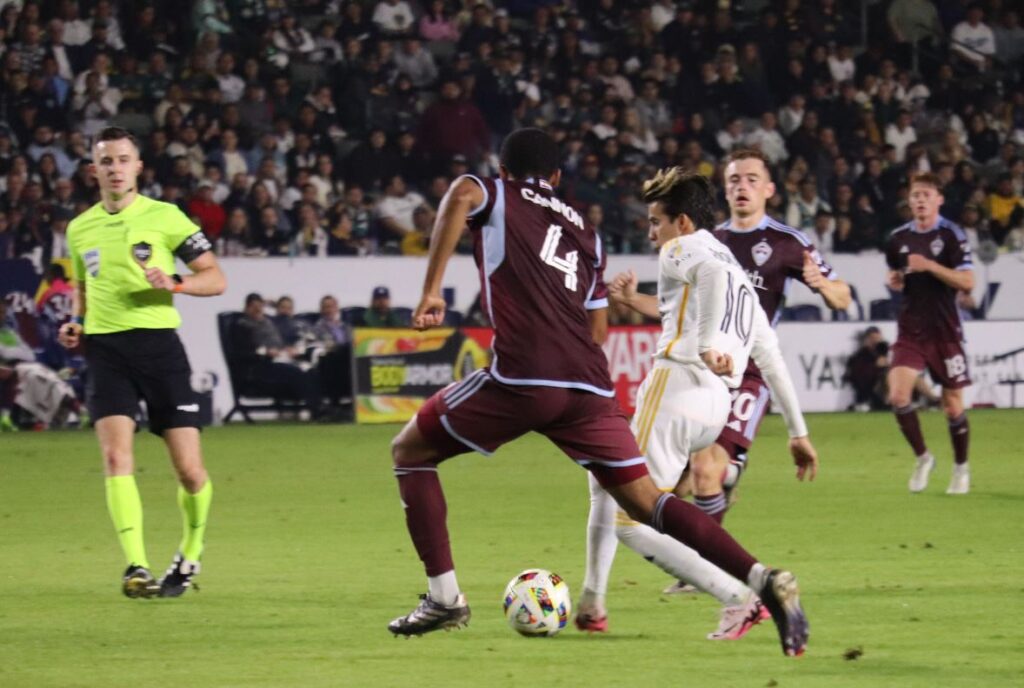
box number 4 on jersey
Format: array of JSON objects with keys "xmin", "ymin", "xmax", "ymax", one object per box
[{"xmin": 540, "ymin": 224, "xmax": 579, "ymax": 291}]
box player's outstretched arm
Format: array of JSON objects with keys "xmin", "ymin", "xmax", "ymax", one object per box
[
  {"xmin": 414, "ymin": 177, "xmax": 484, "ymax": 330},
  {"xmin": 608, "ymin": 270, "xmax": 659, "ymax": 318},
  {"xmin": 749, "ymin": 305, "xmax": 816, "ymax": 480},
  {"xmin": 802, "ymin": 251, "xmax": 851, "ymax": 310}
]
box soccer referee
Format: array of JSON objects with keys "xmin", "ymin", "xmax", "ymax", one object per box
[{"xmin": 59, "ymin": 127, "xmax": 226, "ymax": 598}]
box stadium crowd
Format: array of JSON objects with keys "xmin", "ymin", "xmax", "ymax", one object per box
[{"xmin": 0, "ymin": 0, "xmax": 1022, "ymax": 266}]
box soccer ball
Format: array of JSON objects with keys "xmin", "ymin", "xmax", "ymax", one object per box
[{"xmin": 502, "ymin": 568, "xmax": 572, "ymax": 637}]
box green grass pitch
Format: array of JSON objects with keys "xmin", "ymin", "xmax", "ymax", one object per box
[{"xmin": 1, "ymin": 410, "xmax": 1022, "ymax": 687}]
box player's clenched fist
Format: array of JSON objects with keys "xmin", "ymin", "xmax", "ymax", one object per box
[
  {"xmin": 58, "ymin": 322, "xmax": 83, "ymax": 348},
  {"xmin": 608, "ymin": 269, "xmax": 638, "ymax": 304},
  {"xmin": 412, "ymin": 293, "xmax": 447, "ymax": 330},
  {"xmin": 700, "ymin": 349, "xmax": 733, "ymax": 376},
  {"xmin": 802, "ymin": 251, "xmax": 826, "ymax": 290}
]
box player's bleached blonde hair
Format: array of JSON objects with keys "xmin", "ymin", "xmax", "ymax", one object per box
[{"xmin": 641, "ymin": 166, "xmax": 716, "ymax": 230}]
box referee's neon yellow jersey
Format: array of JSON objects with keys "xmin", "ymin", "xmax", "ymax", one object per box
[{"xmin": 68, "ymin": 194, "xmax": 213, "ymax": 334}]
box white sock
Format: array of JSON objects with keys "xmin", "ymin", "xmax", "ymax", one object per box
[
  {"xmin": 581, "ymin": 474, "xmax": 618, "ymax": 612},
  {"xmin": 428, "ymin": 570, "xmax": 460, "ymax": 606},
  {"xmin": 746, "ymin": 563, "xmax": 769, "ymax": 594},
  {"xmin": 615, "ymin": 522, "xmax": 750, "ymax": 606}
]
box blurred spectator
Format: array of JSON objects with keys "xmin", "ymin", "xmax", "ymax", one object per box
[
  {"xmin": 394, "ymin": 37, "xmax": 438, "ymax": 89},
  {"xmin": 375, "ymin": 174, "xmax": 425, "ymax": 244},
  {"xmin": 292, "ymin": 202, "xmax": 328, "ymax": 257},
  {"xmin": 229, "ymin": 292, "xmax": 322, "ymax": 417},
  {"xmin": 0, "ymin": 299, "xmax": 34, "ymax": 364},
  {"xmin": 373, "ymin": 0, "xmax": 415, "ymax": 37},
  {"xmin": 400, "ymin": 204, "xmax": 433, "ymax": 256},
  {"xmin": 312, "ymin": 294, "xmax": 352, "ymax": 408},
  {"xmin": 787, "ymin": 178, "xmax": 832, "ymax": 232},
  {"xmin": 966, "ymin": 113, "xmax": 1000, "ymax": 164},
  {"xmin": 844, "ymin": 326, "xmax": 889, "ymax": 412},
  {"xmin": 188, "ymin": 181, "xmax": 227, "ymax": 241},
  {"xmin": 885, "ymin": 110, "xmax": 917, "ymax": 163},
  {"xmin": 986, "ymin": 174, "xmax": 1024, "ymax": 245},
  {"xmin": 273, "ymin": 12, "xmax": 316, "ymax": 64},
  {"xmin": 420, "ymin": 1, "xmax": 459, "ymax": 43},
  {"xmin": 272, "ymin": 295, "xmax": 314, "ymax": 349},
  {"xmin": 360, "ymin": 286, "xmax": 405, "ymax": 327},
  {"xmin": 217, "ymin": 207, "xmax": 255, "ymax": 257},
  {"xmin": 951, "ymin": 5, "xmax": 995, "ymax": 72},
  {"xmin": 417, "ymin": 77, "xmax": 490, "ymax": 169},
  {"xmin": 745, "ymin": 111, "xmax": 788, "ymax": 165}
]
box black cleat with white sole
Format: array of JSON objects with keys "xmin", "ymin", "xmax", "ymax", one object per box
[
  {"xmin": 759, "ymin": 569, "xmax": 809, "ymax": 657},
  {"xmin": 158, "ymin": 553, "xmax": 200, "ymax": 597},
  {"xmin": 388, "ymin": 594, "xmax": 471, "ymax": 636},
  {"xmin": 122, "ymin": 565, "xmax": 160, "ymax": 598}
]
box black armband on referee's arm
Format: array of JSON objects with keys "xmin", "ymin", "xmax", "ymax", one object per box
[{"xmin": 174, "ymin": 231, "xmax": 214, "ymax": 264}]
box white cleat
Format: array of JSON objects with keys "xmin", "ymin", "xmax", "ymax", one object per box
[
  {"xmin": 909, "ymin": 453, "xmax": 935, "ymax": 493},
  {"xmin": 662, "ymin": 580, "xmax": 699, "ymax": 595},
  {"xmin": 946, "ymin": 463, "xmax": 970, "ymax": 495}
]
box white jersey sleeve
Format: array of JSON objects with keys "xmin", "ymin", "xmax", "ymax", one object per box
[{"xmin": 749, "ymin": 305, "xmax": 809, "ymax": 438}]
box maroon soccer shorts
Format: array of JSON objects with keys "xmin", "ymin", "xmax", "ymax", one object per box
[
  {"xmin": 891, "ymin": 336, "xmax": 971, "ymax": 389},
  {"xmin": 714, "ymin": 373, "xmax": 772, "ymax": 460},
  {"xmin": 416, "ymin": 369, "xmax": 649, "ymax": 487}
]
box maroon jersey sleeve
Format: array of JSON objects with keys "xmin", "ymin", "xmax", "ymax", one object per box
[
  {"xmin": 782, "ymin": 234, "xmax": 836, "ymax": 286},
  {"xmin": 944, "ymin": 225, "xmax": 973, "ymax": 271},
  {"xmin": 464, "ymin": 175, "xmax": 498, "ymax": 231},
  {"xmin": 885, "ymin": 232, "xmax": 903, "ymax": 270}
]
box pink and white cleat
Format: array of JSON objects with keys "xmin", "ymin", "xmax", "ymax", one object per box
[
  {"xmin": 574, "ymin": 610, "xmax": 608, "ymax": 633},
  {"xmin": 707, "ymin": 595, "xmax": 771, "ymax": 641}
]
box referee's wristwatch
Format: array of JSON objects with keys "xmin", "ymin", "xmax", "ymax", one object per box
[{"xmin": 171, "ymin": 273, "xmax": 184, "ymax": 293}]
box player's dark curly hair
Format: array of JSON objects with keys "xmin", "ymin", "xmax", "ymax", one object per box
[
  {"xmin": 641, "ymin": 167, "xmax": 716, "ymax": 230},
  {"xmin": 499, "ymin": 128, "xmax": 560, "ymax": 179}
]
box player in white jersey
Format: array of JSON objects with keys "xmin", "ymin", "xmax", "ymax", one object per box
[{"xmin": 576, "ymin": 168, "xmax": 818, "ymax": 643}]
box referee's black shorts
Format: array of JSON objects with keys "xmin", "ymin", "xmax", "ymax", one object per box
[{"xmin": 84, "ymin": 329, "xmax": 200, "ymax": 436}]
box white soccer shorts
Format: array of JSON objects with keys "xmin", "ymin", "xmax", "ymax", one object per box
[{"xmin": 630, "ymin": 360, "xmax": 731, "ymax": 490}]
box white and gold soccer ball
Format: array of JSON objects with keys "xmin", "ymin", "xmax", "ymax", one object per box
[{"xmin": 502, "ymin": 568, "xmax": 572, "ymax": 637}]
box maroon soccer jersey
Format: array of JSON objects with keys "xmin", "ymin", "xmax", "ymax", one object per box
[
  {"xmin": 885, "ymin": 216, "xmax": 972, "ymax": 343},
  {"xmin": 464, "ymin": 175, "xmax": 613, "ymax": 396},
  {"xmin": 714, "ymin": 215, "xmax": 837, "ymax": 327}
]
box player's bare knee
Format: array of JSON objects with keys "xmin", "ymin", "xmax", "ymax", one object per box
[
  {"xmin": 889, "ymin": 390, "xmax": 912, "ymax": 409},
  {"xmin": 101, "ymin": 446, "xmax": 133, "ymax": 475},
  {"xmin": 391, "ymin": 433, "xmax": 430, "ymax": 467},
  {"xmin": 176, "ymin": 465, "xmax": 207, "ymax": 492},
  {"xmin": 941, "ymin": 393, "xmax": 963, "ymax": 419}
]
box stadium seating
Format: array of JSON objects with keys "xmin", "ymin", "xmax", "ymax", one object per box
[
  {"xmin": 781, "ymin": 304, "xmax": 824, "ymax": 322},
  {"xmin": 869, "ymin": 299, "xmax": 898, "ymax": 321}
]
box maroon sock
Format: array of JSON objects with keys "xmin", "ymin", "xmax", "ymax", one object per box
[
  {"xmin": 894, "ymin": 405, "xmax": 928, "ymax": 456},
  {"xmin": 651, "ymin": 493, "xmax": 756, "ymax": 582},
  {"xmin": 395, "ymin": 465, "xmax": 454, "ymax": 576},
  {"xmin": 694, "ymin": 493, "xmax": 727, "ymax": 524},
  {"xmin": 948, "ymin": 413, "xmax": 969, "ymax": 465}
]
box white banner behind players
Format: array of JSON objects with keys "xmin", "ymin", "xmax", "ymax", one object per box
[{"xmin": 776, "ymin": 322, "xmax": 1024, "ymax": 411}]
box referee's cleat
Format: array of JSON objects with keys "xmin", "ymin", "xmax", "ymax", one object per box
[
  {"xmin": 158, "ymin": 553, "xmax": 201, "ymax": 597},
  {"xmin": 122, "ymin": 565, "xmax": 160, "ymax": 599},
  {"xmin": 388, "ymin": 594, "xmax": 470, "ymax": 636},
  {"xmin": 759, "ymin": 569, "xmax": 809, "ymax": 657}
]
